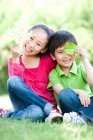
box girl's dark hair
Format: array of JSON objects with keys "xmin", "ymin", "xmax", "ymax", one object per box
[
  {"xmin": 28, "ymin": 24, "xmax": 53, "ymax": 55},
  {"xmin": 28, "ymin": 24, "xmax": 52, "ymax": 39},
  {"xmin": 47, "ymin": 30, "xmax": 78, "ymax": 55}
]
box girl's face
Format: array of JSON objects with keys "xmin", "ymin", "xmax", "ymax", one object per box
[
  {"xmin": 51, "ymin": 45, "xmax": 76, "ymax": 69},
  {"xmin": 23, "ymin": 28, "xmax": 48, "ymax": 56}
]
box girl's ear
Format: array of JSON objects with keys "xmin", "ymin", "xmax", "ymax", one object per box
[
  {"xmin": 50, "ymin": 54, "xmax": 56, "ymax": 60},
  {"xmin": 41, "ymin": 47, "xmax": 47, "ymax": 53}
]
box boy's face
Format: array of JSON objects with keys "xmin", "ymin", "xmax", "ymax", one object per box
[{"xmin": 51, "ymin": 45, "xmax": 76, "ymax": 69}]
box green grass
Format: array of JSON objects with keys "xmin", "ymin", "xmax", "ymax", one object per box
[{"xmin": 0, "ymin": 119, "xmax": 93, "ymax": 140}]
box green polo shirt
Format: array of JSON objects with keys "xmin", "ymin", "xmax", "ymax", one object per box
[{"xmin": 48, "ymin": 61, "xmax": 92, "ymax": 96}]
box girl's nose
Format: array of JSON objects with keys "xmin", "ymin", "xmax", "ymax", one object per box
[{"xmin": 29, "ymin": 41, "xmax": 36, "ymax": 49}]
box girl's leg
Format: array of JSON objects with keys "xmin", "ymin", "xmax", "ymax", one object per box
[
  {"xmin": 7, "ymin": 76, "xmax": 53, "ymax": 115},
  {"xmin": 58, "ymin": 88, "xmax": 93, "ymax": 122},
  {"xmin": 9, "ymin": 93, "xmax": 30, "ymax": 110},
  {"xmin": 4, "ymin": 104, "xmax": 45, "ymax": 121}
]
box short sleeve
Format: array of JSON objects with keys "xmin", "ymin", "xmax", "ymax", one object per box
[{"xmin": 48, "ymin": 69, "xmax": 60, "ymax": 90}]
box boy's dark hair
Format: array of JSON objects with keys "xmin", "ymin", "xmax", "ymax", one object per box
[{"xmin": 47, "ymin": 30, "xmax": 78, "ymax": 55}]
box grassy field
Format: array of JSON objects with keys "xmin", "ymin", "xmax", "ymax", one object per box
[
  {"xmin": 0, "ymin": 95, "xmax": 93, "ymax": 140},
  {"xmin": 0, "ymin": 118, "xmax": 93, "ymax": 140}
]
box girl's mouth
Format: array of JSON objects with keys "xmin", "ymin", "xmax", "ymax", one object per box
[{"xmin": 25, "ymin": 45, "xmax": 34, "ymax": 52}]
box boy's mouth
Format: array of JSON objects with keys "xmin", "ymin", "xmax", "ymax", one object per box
[{"xmin": 62, "ymin": 59, "xmax": 71, "ymax": 63}]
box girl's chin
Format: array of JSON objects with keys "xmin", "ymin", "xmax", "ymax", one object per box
[{"xmin": 24, "ymin": 52, "xmax": 31, "ymax": 56}]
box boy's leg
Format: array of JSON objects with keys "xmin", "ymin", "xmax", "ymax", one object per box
[
  {"xmin": 7, "ymin": 76, "xmax": 53, "ymax": 115},
  {"xmin": 58, "ymin": 88, "xmax": 81, "ymax": 114},
  {"xmin": 3, "ymin": 104, "xmax": 45, "ymax": 121},
  {"xmin": 79, "ymin": 96, "xmax": 93, "ymax": 122},
  {"xmin": 58, "ymin": 88, "xmax": 93, "ymax": 122}
]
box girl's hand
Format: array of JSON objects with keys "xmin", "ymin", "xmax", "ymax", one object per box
[
  {"xmin": 76, "ymin": 48, "xmax": 88, "ymax": 60},
  {"xmin": 11, "ymin": 45, "xmax": 21, "ymax": 63},
  {"xmin": 78, "ymin": 91, "xmax": 90, "ymax": 107}
]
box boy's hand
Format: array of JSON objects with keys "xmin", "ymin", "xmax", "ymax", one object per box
[
  {"xmin": 76, "ymin": 48, "xmax": 88, "ymax": 60},
  {"xmin": 78, "ymin": 91, "xmax": 90, "ymax": 107},
  {"xmin": 11, "ymin": 44, "xmax": 21, "ymax": 63}
]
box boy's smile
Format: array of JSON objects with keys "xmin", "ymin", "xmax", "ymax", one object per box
[{"xmin": 51, "ymin": 46, "xmax": 76, "ymax": 70}]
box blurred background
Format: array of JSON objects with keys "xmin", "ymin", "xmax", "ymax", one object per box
[{"xmin": 0, "ymin": 0, "xmax": 93, "ymax": 96}]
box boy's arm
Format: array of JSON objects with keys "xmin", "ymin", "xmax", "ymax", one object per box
[
  {"xmin": 76, "ymin": 48, "xmax": 93, "ymax": 85},
  {"xmin": 73, "ymin": 89, "xmax": 90, "ymax": 107},
  {"xmin": 53, "ymin": 85, "xmax": 90, "ymax": 107},
  {"xmin": 48, "ymin": 69, "xmax": 63, "ymax": 95},
  {"xmin": 52, "ymin": 84, "xmax": 63, "ymax": 95},
  {"xmin": 82, "ymin": 58, "xmax": 93, "ymax": 85}
]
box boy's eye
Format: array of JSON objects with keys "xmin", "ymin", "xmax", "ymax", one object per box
[{"xmin": 58, "ymin": 51, "xmax": 62, "ymax": 54}]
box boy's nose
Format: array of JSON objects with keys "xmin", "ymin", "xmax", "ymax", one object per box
[{"xmin": 64, "ymin": 53, "xmax": 70, "ymax": 59}]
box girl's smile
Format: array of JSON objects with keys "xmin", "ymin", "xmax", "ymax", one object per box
[{"xmin": 23, "ymin": 28, "xmax": 48, "ymax": 56}]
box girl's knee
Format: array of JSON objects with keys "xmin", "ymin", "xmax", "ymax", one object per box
[
  {"xmin": 7, "ymin": 76, "xmax": 22, "ymax": 87},
  {"xmin": 27, "ymin": 105, "xmax": 45, "ymax": 121},
  {"xmin": 7, "ymin": 76, "xmax": 23, "ymax": 91}
]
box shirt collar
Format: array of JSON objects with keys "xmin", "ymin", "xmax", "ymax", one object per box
[{"xmin": 56, "ymin": 61, "xmax": 78, "ymax": 76}]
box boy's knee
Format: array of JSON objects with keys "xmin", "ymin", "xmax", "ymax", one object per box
[{"xmin": 58, "ymin": 88, "xmax": 74, "ymax": 102}]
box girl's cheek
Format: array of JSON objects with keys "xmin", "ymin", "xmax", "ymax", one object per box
[{"xmin": 23, "ymin": 35, "xmax": 30, "ymax": 44}]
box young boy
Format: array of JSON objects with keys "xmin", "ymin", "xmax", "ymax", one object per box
[{"xmin": 47, "ymin": 30, "xmax": 93, "ymax": 124}]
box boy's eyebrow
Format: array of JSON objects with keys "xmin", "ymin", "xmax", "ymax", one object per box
[{"xmin": 56, "ymin": 47, "xmax": 64, "ymax": 51}]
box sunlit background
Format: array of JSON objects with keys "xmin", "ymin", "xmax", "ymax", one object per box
[{"xmin": 0, "ymin": 0, "xmax": 93, "ymax": 94}]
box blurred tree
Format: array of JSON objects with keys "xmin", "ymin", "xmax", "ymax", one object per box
[{"xmin": 0, "ymin": 0, "xmax": 93, "ymax": 94}]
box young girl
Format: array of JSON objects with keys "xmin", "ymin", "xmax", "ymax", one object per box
[{"xmin": 0, "ymin": 24, "xmax": 62, "ymax": 122}]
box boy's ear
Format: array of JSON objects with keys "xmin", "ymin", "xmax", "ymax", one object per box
[{"xmin": 50, "ymin": 54, "xmax": 56, "ymax": 60}]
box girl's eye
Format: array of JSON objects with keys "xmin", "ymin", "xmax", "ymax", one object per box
[
  {"xmin": 37, "ymin": 43, "xmax": 41, "ymax": 46},
  {"xmin": 30, "ymin": 37, "xmax": 33, "ymax": 40}
]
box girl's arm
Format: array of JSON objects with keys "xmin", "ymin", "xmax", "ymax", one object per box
[
  {"xmin": 8, "ymin": 58, "xmax": 24, "ymax": 77},
  {"xmin": 76, "ymin": 48, "xmax": 93, "ymax": 85},
  {"xmin": 8, "ymin": 45, "xmax": 24, "ymax": 77}
]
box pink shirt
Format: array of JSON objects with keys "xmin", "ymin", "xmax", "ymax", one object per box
[{"xmin": 8, "ymin": 55, "xmax": 56, "ymax": 105}]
